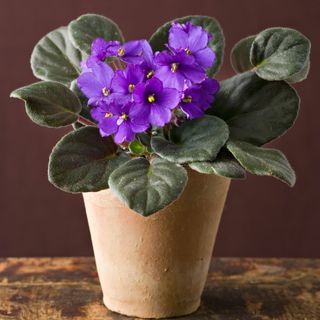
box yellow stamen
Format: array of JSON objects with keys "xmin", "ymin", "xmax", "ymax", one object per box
[
  {"xmin": 182, "ymin": 95, "xmax": 192, "ymax": 103},
  {"xmin": 185, "ymin": 48, "xmax": 191, "ymax": 55},
  {"xmin": 105, "ymin": 112, "xmax": 113, "ymax": 118},
  {"xmin": 120, "ymin": 113, "xmax": 128, "ymax": 120},
  {"xmin": 146, "ymin": 70, "xmax": 154, "ymax": 79},
  {"xmin": 148, "ymin": 94, "xmax": 156, "ymax": 103},
  {"xmin": 118, "ymin": 47, "xmax": 125, "ymax": 57},
  {"xmin": 128, "ymin": 84, "xmax": 135, "ymax": 93},
  {"xmin": 102, "ymin": 87, "xmax": 110, "ymax": 97},
  {"xmin": 171, "ymin": 63, "xmax": 178, "ymax": 73}
]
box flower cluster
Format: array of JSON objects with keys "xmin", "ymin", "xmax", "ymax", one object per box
[{"xmin": 77, "ymin": 22, "xmax": 220, "ymax": 144}]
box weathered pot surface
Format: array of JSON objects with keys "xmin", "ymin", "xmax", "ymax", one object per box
[{"xmin": 83, "ymin": 169, "xmax": 230, "ymax": 318}]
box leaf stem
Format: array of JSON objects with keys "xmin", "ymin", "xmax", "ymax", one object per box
[{"xmin": 77, "ymin": 115, "xmax": 97, "ymax": 126}]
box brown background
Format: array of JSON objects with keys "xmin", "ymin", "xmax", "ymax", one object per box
[{"xmin": 1, "ymin": 0, "xmax": 319, "ymax": 257}]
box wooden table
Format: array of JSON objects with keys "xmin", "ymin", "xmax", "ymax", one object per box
[{"xmin": 0, "ymin": 258, "xmax": 319, "ymax": 319}]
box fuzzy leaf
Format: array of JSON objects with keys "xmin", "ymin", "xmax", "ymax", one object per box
[
  {"xmin": 31, "ymin": 27, "xmax": 83, "ymax": 86},
  {"xmin": 227, "ymin": 140, "xmax": 296, "ymax": 186},
  {"xmin": 109, "ymin": 157, "xmax": 187, "ymax": 216},
  {"xmin": 287, "ymin": 59, "xmax": 310, "ymax": 83},
  {"xmin": 189, "ymin": 153, "xmax": 246, "ymax": 179},
  {"xmin": 68, "ymin": 14, "xmax": 124, "ymax": 55},
  {"xmin": 149, "ymin": 15, "xmax": 225, "ymax": 76},
  {"xmin": 231, "ymin": 35, "xmax": 255, "ymax": 73},
  {"xmin": 250, "ymin": 27, "xmax": 311, "ymax": 81},
  {"xmin": 72, "ymin": 122, "xmax": 84, "ymax": 130},
  {"xmin": 151, "ymin": 115, "xmax": 229, "ymax": 163},
  {"xmin": 10, "ymin": 81, "xmax": 81, "ymax": 127},
  {"xmin": 48, "ymin": 126, "xmax": 129, "ymax": 192},
  {"xmin": 207, "ymin": 72, "xmax": 299, "ymax": 145}
]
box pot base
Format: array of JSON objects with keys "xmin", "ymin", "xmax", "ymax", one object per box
[{"xmin": 103, "ymin": 296, "xmax": 200, "ymax": 319}]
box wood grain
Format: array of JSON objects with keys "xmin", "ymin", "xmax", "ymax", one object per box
[{"xmin": 0, "ymin": 258, "xmax": 319, "ymax": 319}]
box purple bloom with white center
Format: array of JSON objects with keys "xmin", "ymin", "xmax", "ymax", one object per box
[
  {"xmin": 154, "ymin": 50, "xmax": 205, "ymax": 90},
  {"xmin": 112, "ymin": 64, "xmax": 145, "ymax": 103},
  {"xmin": 168, "ymin": 22, "xmax": 215, "ymax": 69},
  {"xmin": 77, "ymin": 62, "xmax": 115, "ymax": 106},
  {"xmin": 132, "ymin": 77, "xmax": 180, "ymax": 126},
  {"xmin": 92, "ymin": 101, "xmax": 150, "ymax": 144},
  {"xmin": 179, "ymin": 78, "xmax": 219, "ymax": 119}
]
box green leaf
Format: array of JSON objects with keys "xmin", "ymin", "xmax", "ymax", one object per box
[
  {"xmin": 151, "ymin": 115, "xmax": 229, "ymax": 163},
  {"xmin": 230, "ymin": 35, "xmax": 255, "ymax": 73},
  {"xmin": 72, "ymin": 122, "xmax": 84, "ymax": 130},
  {"xmin": 31, "ymin": 27, "xmax": 83, "ymax": 86},
  {"xmin": 68, "ymin": 14, "xmax": 124, "ymax": 55},
  {"xmin": 287, "ymin": 59, "xmax": 310, "ymax": 83},
  {"xmin": 189, "ymin": 152, "xmax": 246, "ymax": 179},
  {"xmin": 250, "ymin": 27, "xmax": 311, "ymax": 81},
  {"xmin": 137, "ymin": 133, "xmax": 151, "ymax": 147},
  {"xmin": 10, "ymin": 81, "xmax": 81, "ymax": 127},
  {"xmin": 109, "ymin": 157, "xmax": 188, "ymax": 216},
  {"xmin": 149, "ymin": 15, "xmax": 224, "ymax": 76},
  {"xmin": 227, "ymin": 140, "xmax": 296, "ymax": 186},
  {"xmin": 48, "ymin": 126, "xmax": 129, "ymax": 193},
  {"xmin": 207, "ymin": 72, "xmax": 299, "ymax": 145}
]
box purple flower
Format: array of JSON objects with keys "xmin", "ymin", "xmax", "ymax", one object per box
[
  {"xmin": 92, "ymin": 102, "xmax": 149, "ymax": 144},
  {"xmin": 168, "ymin": 22, "xmax": 215, "ymax": 69},
  {"xmin": 154, "ymin": 50, "xmax": 205, "ymax": 90},
  {"xmin": 81, "ymin": 39, "xmax": 120, "ymax": 71},
  {"xmin": 81, "ymin": 39, "xmax": 146, "ymax": 70},
  {"xmin": 132, "ymin": 77, "xmax": 180, "ymax": 126},
  {"xmin": 115, "ymin": 40, "xmax": 145, "ymax": 64},
  {"xmin": 77, "ymin": 62, "xmax": 115, "ymax": 106},
  {"xmin": 112, "ymin": 64, "xmax": 145, "ymax": 103},
  {"xmin": 140, "ymin": 40, "xmax": 158, "ymax": 79},
  {"xmin": 179, "ymin": 78, "xmax": 220, "ymax": 119},
  {"xmin": 91, "ymin": 38, "xmax": 120, "ymax": 59}
]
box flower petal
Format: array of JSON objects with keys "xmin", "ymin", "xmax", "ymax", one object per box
[
  {"xmin": 180, "ymin": 102, "xmax": 204, "ymax": 119},
  {"xmin": 149, "ymin": 104, "xmax": 171, "ymax": 126},
  {"xmin": 168, "ymin": 24, "xmax": 189, "ymax": 50},
  {"xmin": 133, "ymin": 83, "xmax": 146, "ymax": 104},
  {"xmin": 146, "ymin": 77, "xmax": 163, "ymax": 94},
  {"xmin": 120, "ymin": 40, "xmax": 144, "ymax": 64},
  {"xmin": 155, "ymin": 67, "xmax": 185, "ymax": 90},
  {"xmin": 114, "ymin": 122, "xmax": 135, "ymax": 143},
  {"xmin": 92, "ymin": 62, "xmax": 114, "ymax": 87},
  {"xmin": 112, "ymin": 70, "xmax": 128, "ymax": 94},
  {"xmin": 91, "ymin": 38, "xmax": 108, "ymax": 59},
  {"xmin": 140, "ymin": 40, "xmax": 154, "ymax": 66},
  {"xmin": 129, "ymin": 103, "xmax": 150, "ymax": 119},
  {"xmin": 193, "ymin": 47, "xmax": 216, "ymax": 69},
  {"xmin": 188, "ymin": 25, "xmax": 209, "ymax": 51},
  {"xmin": 157, "ymin": 88, "xmax": 180, "ymax": 110},
  {"xmin": 77, "ymin": 72, "xmax": 102, "ymax": 98},
  {"xmin": 99, "ymin": 116, "xmax": 118, "ymax": 136},
  {"xmin": 180, "ymin": 63, "xmax": 206, "ymax": 84},
  {"xmin": 130, "ymin": 120, "xmax": 149, "ymax": 133},
  {"xmin": 154, "ymin": 50, "xmax": 173, "ymax": 66}
]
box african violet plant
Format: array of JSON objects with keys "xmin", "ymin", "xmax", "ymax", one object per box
[{"xmin": 11, "ymin": 14, "xmax": 311, "ymax": 216}]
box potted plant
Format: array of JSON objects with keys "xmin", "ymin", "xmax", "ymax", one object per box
[{"xmin": 11, "ymin": 14, "xmax": 310, "ymax": 318}]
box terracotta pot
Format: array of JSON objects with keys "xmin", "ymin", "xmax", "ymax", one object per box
[{"xmin": 83, "ymin": 169, "xmax": 230, "ymax": 318}]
